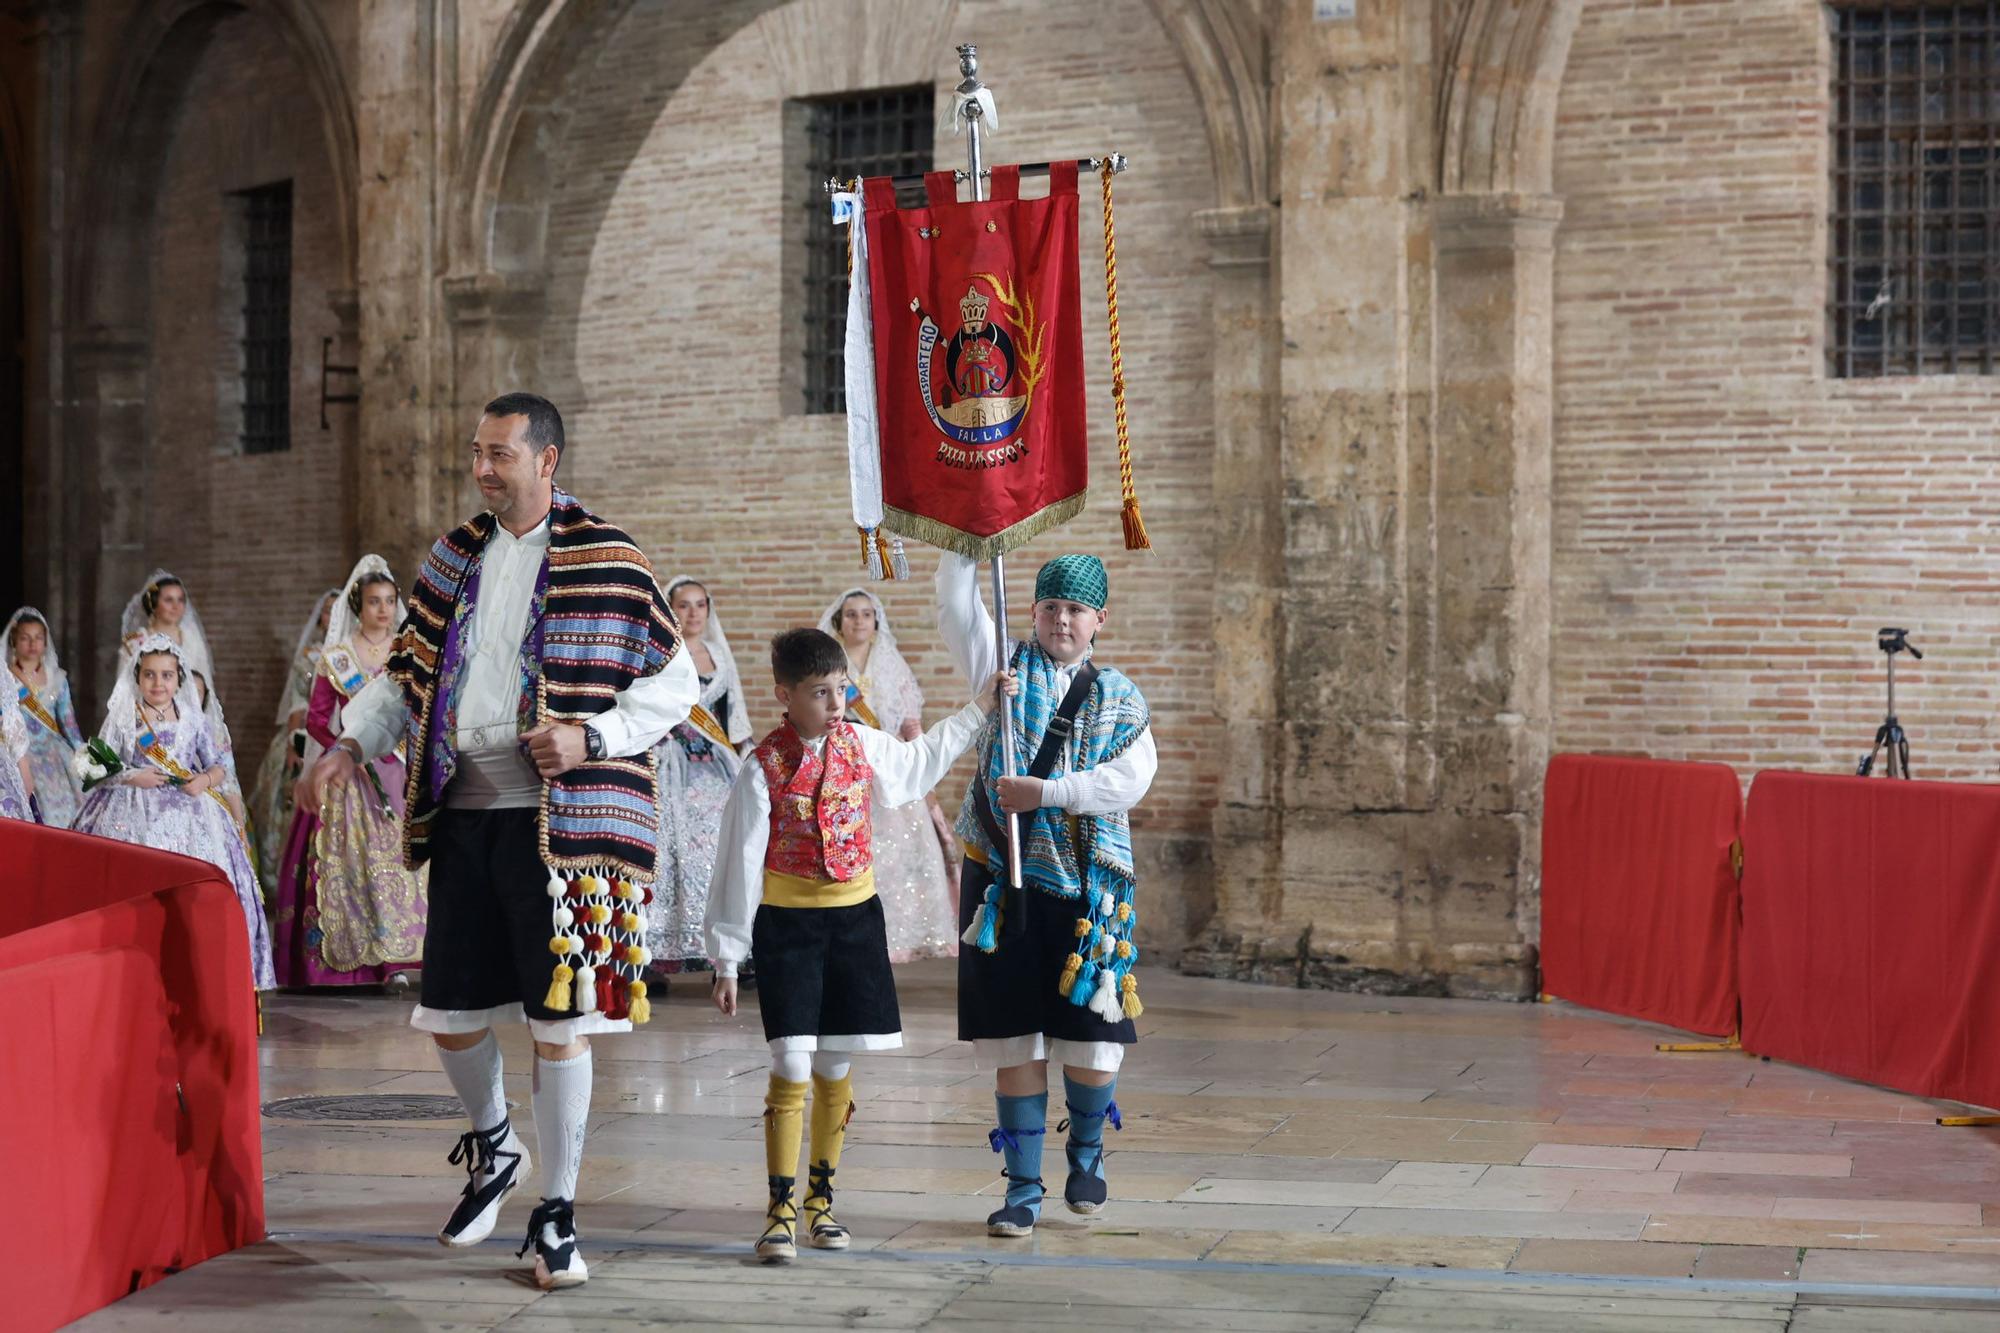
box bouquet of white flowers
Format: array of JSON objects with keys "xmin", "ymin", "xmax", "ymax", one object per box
[{"xmin": 72, "ymin": 737, "xmax": 124, "ymax": 792}]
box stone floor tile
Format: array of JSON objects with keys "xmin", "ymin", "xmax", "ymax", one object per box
[
  {"xmin": 1203, "ymin": 1230, "xmax": 1521, "ymax": 1269},
  {"xmin": 1521, "ymin": 1143, "xmax": 1670, "ymax": 1171},
  {"xmin": 1566, "ymin": 1190, "xmax": 1777, "ymax": 1219},
  {"xmin": 1773, "ymin": 1198, "xmax": 1986, "ymax": 1226},
  {"xmin": 1334, "ymin": 1206, "xmax": 1651, "ymax": 1241},
  {"xmin": 1693, "ymin": 1244, "xmax": 1803, "ymax": 1281},
  {"xmin": 1480, "ymin": 1165, "xmax": 1681, "ymax": 1194},
  {"xmin": 1798, "ymin": 1249, "xmax": 2000, "ymax": 1287},
  {"xmin": 1510, "ymin": 1237, "xmax": 1702, "ymax": 1278},
  {"xmin": 1375, "ymin": 1161, "xmax": 1492, "ymax": 1188},
  {"xmin": 1660, "ymin": 1150, "xmax": 1854, "ymax": 1178}
]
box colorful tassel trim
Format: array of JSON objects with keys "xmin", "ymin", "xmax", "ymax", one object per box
[
  {"xmin": 544, "ymin": 867, "xmax": 655, "ymax": 1024},
  {"xmin": 1057, "ymin": 883, "xmax": 1144, "ymax": 1021},
  {"xmin": 1069, "ymin": 958, "xmax": 1099, "ymax": 1006},
  {"xmin": 857, "ymin": 527, "xmax": 908, "ymax": 581},
  {"xmin": 1088, "ymin": 965, "xmax": 1123, "ymax": 1022},
  {"xmin": 961, "ymin": 882, "xmax": 1003, "ymax": 953},
  {"xmin": 543, "ymin": 963, "xmax": 574, "ymax": 1012},
  {"xmin": 1121, "ymin": 495, "xmax": 1151, "ymax": 552}
]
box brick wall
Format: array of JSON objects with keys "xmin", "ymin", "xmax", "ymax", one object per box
[
  {"xmin": 142, "ymin": 9, "xmax": 354, "ymax": 763},
  {"xmin": 1552, "ymin": 0, "xmax": 2000, "ymax": 783},
  {"xmin": 536, "ymin": 0, "xmax": 1220, "ymax": 949}
]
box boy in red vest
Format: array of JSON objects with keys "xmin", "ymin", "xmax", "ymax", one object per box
[{"xmin": 705, "ymin": 627, "xmax": 1011, "ymax": 1262}]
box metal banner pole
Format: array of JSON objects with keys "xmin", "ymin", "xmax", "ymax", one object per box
[{"xmin": 956, "ymin": 42, "xmax": 1023, "ymax": 891}]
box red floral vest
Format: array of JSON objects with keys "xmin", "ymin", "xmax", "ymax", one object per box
[{"xmin": 755, "ymin": 719, "xmax": 875, "ymax": 882}]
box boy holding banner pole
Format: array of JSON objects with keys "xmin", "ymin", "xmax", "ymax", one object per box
[
  {"xmin": 837, "ymin": 41, "xmax": 1158, "ymax": 1238},
  {"xmin": 938, "ymin": 552, "xmax": 1155, "ymax": 1236}
]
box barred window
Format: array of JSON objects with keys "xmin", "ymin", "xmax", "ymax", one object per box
[
  {"xmin": 234, "ymin": 180, "xmax": 293, "ymax": 452},
  {"xmin": 1830, "ymin": 7, "xmax": 2000, "ymax": 377},
  {"xmin": 791, "ymin": 87, "xmax": 935, "ymax": 415}
]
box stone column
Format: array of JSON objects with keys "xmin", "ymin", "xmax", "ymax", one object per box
[
  {"xmin": 326, "ymin": 287, "xmax": 362, "ymax": 561},
  {"xmin": 1425, "ymin": 191, "xmax": 1561, "ymax": 991},
  {"xmin": 70, "ymin": 331, "xmax": 148, "ymax": 700},
  {"xmin": 1184, "ymin": 202, "xmax": 1283, "ymax": 959},
  {"xmin": 441, "ymin": 268, "xmax": 546, "ymax": 528},
  {"xmin": 1276, "ymin": 4, "xmax": 1421, "ymax": 989},
  {"xmin": 355, "ymin": 0, "xmax": 442, "ymax": 583},
  {"xmin": 1182, "ymin": 8, "xmax": 1553, "ymax": 1000},
  {"xmin": 21, "ymin": 3, "xmax": 77, "ymax": 684}
]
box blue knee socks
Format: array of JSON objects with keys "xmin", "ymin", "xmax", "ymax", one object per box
[
  {"xmin": 992, "ymin": 1092, "xmax": 1048, "ymax": 1216},
  {"xmin": 1063, "ymin": 1074, "xmax": 1119, "ymax": 1180}
]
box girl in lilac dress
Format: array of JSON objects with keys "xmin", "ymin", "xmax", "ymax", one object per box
[
  {"xmin": 271, "ymin": 556, "xmax": 424, "ymax": 987},
  {"xmin": 645, "ymin": 575, "xmax": 751, "ymax": 974},
  {"xmin": 5, "ymin": 608, "xmax": 84, "ymax": 826},
  {"xmin": 115, "ymin": 570, "xmax": 247, "ymax": 823},
  {"xmin": 73, "ymin": 634, "xmax": 273, "ymax": 988},
  {"xmin": 0, "ymin": 678, "xmax": 35, "ymax": 823}
]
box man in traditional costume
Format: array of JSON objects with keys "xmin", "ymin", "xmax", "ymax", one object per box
[
  {"xmin": 306, "ymin": 392, "xmax": 697, "ymax": 1289},
  {"xmin": 937, "ymin": 550, "xmax": 1155, "ymax": 1238}
]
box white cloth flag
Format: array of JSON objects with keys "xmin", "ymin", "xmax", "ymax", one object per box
[{"xmin": 834, "ymin": 189, "xmax": 904, "ymax": 579}]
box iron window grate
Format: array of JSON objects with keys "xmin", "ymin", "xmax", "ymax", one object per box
[
  {"xmin": 799, "ymin": 87, "xmax": 935, "ymax": 415},
  {"xmin": 237, "ymin": 180, "xmax": 293, "ymax": 452},
  {"xmin": 1829, "ymin": 5, "xmax": 2000, "ymax": 377}
]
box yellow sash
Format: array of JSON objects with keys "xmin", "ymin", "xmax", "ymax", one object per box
[
  {"xmin": 16, "ymin": 687, "xmax": 68, "ymax": 746},
  {"xmin": 137, "ymin": 731, "xmax": 253, "ymax": 862},
  {"xmin": 761, "ymin": 868, "xmax": 877, "ymax": 910}
]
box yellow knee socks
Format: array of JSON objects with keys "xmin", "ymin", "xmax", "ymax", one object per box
[
  {"xmin": 804, "ymin": 1070, "xmax": 855, "ymax": 1244},
  {"xmin": 764, "ymin": 1074, "xmax": 807, "ymax": 1181}
]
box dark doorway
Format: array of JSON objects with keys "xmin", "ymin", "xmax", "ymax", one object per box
[{"xmin": 0, "ymin": 144, "xmax": 23, "ymax": 615}]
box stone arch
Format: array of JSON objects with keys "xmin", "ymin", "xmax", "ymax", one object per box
[
  {"xmin": 1144, "ymin": 0, "xmax": 1272, "ymax": 212},
  {"xmin": 1434, "ymin": 0, "xmax": 1585, "ymax": 197},
  {"xmin": 59, "ymin": 0, "xmax": 360, "ymax": 701},
  {"xmin": 458, "ymin": 0, "xmax": 1271, "ymax": 282},
  {"xmin": 73, "ymin": 0, "xmax": 358, "ymax": 317}
]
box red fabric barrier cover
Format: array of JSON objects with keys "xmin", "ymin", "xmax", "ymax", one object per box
[
  {"xmin": 1740, "ymin": 771, "xmax": 2000, "ymax": 1112},
  {"xmin": 1541, "ymin": 754, "xmax": 1743, "ymax": 1037},
  {"xmin": 0, "ymin": 823, "xmax": 264, "ymax": 1333}
]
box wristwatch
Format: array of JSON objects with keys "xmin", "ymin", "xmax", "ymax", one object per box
[{"xmin": 583, "ymin": 722, "xmax": 605, "ymax": 762}]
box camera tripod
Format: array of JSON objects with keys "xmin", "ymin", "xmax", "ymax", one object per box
[{"xmin": 1856, "ymin": 627, "xmax": 1921, "ymax": 779}]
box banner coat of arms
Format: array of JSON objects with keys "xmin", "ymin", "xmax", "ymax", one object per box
[{"xmin": 854, "ymin": 162, "xmax": 1088, "ymax": 562}]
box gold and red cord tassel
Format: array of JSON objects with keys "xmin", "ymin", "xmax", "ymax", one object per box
[{"xmin": 1100, "ymin": 156, "xmax": 1150, "ymax": 552}]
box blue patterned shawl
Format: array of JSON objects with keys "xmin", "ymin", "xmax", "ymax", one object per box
[{"xmin": 956, "ymin": 640, "xmax": 1152, "ymax": 1013}]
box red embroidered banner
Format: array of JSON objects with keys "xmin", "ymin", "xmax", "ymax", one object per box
[{"xmin": 863, "ymin": 162, "xmax": 1087, "ymax": 560}]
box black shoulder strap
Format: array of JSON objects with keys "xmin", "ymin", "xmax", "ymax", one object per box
[
  {"xmin": 971, "ymin": 661, "xmax": 1101, "ymax": 853},
  {"xmin": 1028, "ymin": 661, "xmax": 1099, "ymax": 781}
]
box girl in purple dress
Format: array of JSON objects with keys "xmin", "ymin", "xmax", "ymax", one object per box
[
  {"xmin": 5, "ymin": 608, "xmax": 84, "ymax": 826},
  {"xmin": 271, "ymin": 556, "xmax": 424, "ymax": 987},
  {"xmin": 73, "ymin": 635, "xmax": 274, "ymax": 989}
]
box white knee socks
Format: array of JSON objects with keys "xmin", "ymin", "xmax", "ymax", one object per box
[
  {"xmin": 436, "ymin": 1031, "xmax": 507, "ymax": 1135},
  {"xmin": 533, "ymin": 1048, "xmax": 592, "ymax": 1202}
]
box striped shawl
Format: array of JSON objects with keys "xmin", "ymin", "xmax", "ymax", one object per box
[{"xmin": 389, "ymin": 488, "xmax": 683, "ymax": 880}]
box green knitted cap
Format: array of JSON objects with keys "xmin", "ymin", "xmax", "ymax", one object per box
[{"xmin": 1034, "ymin": 554, "xmax": 1109, "ymax": 610}]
